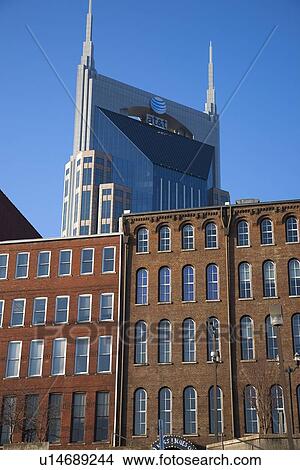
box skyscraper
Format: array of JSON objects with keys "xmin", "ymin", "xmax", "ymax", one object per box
[{"xmin": 61, "ymin": 0, "xmax": 229, "ymax": 237}]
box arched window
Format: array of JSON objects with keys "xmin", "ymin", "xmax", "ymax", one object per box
[
  {"xmin": 158, "ymin": 320, "xmax": 171, "ymax": 363},
  {"xmin": 239, "ymin": 262, "xmax": 252, "ymax": 299},
  {"xmin": 271, "ymin": 385, "xmax": 286, "ymax": 434},
  {"xmin": 240, "ymin": 316, "xmax": 254, "ymax": 360},
  {"xmin": 159, "ymin": 267, "xmax": 171, "ymax": 303},
  {"xmin": 183, "ymin": 387, "xmax": 197, "ymax": 435},
  {"xmin": 182, "ymin": 224, "xmax": 194, "ymax": 250},
  {"xmin": 159, "ymin": 226, "xmax": 171, "ymax": 252},
  {"xmin": 183, "ymin": 319, "xmax": 196, "ymax": 363},
  {"xmin": 134, "ymin": 389, "xmax": 147, "ymax": 436},
  {"xmin": 244, "ymin": 385, "xmax": 258, "ymax": 433},
  {"xmin": 136, "ymin": 269, "xmax": 148, "ymax": 305},
  {"xmin": 288, "ymin": 259, "xmax": 300, "ymax": 296},
  {"xmin": 182, "ymin": 265, "xmax": 195, "ymax": 302},
  {"xmin": 237, "ymin": 220, "xmax": 250, "ymax": 247},
  {"xmin": 205, "ymin": 223, "xmax": 218, "ymax": 249},
  {"xmin": 286, "ymin": 216, "xmax": 299, "ymax": 243},
  {"xmin": 263, "ymin": 261, "xmax": 277, "ymax": 298},
  {"xmin": 209, "ymin": 386, "xmax": 223, "ymax": 434},
  {"xmin": 265, "ymin": 315, "xmax": 278, "ymax": 359},
  {"xmin": 261, "ymin": 218, "xmax": 273, "ymax": 245},
  {"xmin": 206, "ymin": 264, "xmax": 219, "ymax": 300},
  {"xmin": 207, "ymin": 317, "xmax": 220, "ymax": 361},
  {"xmin": 137, "ymin": 227, "xmax": 149, "ymax": 253},
  {"xmin": 292, "ymin": 313, "xmax": 300, "ymax": 354},
  {"xmin": 159, "ymin": 388, "xmax": 172, "ymax": 435},
  {"xmin": 135, "ymin": 321, "xmax": 147, "ymax": 364}
]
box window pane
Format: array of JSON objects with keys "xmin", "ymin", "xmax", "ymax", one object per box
[
  {"xmin": 0, "ymin": 300, "xmax": 4, "ymax": 327},
  {"xmin": 239, "ymin": 263, "xmax": 252, "ymax": 299},
  {"xmin": 80, "ymin": 249, "xmax": 94, "ymax": 274},
  {"xmin": 182, "ymin": 266, "xmax": 195, "ymax": 301},
  {"xmin": 22, "ymin": 395, "xmax": 39, "ymax": 442},
  {"xmin": 237, "ymin": 221, "xmax": 249, "ymax": 246},
  {"xmin": 135, "ymin": 321, "xmax": 147, "ymax": 364},
  {"xmin": 0, "ymin": 396, "xmax": 17, "ymax": 444},
  {"xmin": 10, "ymin": 299, "xmax": 25, "ymax": 326},
  {"xmin": 159, "ymin": 388, "xmax": 172, "ymax": 435},
  {"xmin": 0, "ymin": 254, "xmax": 8, "ymax": 279},
  {"xmin": 136, "ymin": 269, "xmax": 148, "ymax": 305},
  {"xmin": 78, "ymin": 295, "xmax": 91, "ymax": 322},
  {"xmin": 75, "ymin": 338, "xmax": 89, "ymax": 374},
  {"xmin": 292, "ymin": 314, "xmax": 300, "ymax": 354},
  {"xmin": 94, "ymin": 392, "xmax": 109, "ymax": 441},
  {"xmin": 158, "ymin": 320, "xmax": 171, "ymax": 363},
  {"xmin": 6, "ymin": 342, "xmax": 22, "ymax": 378},
  {"xmin": 266, "ymin": 315, "xmax": 278, "ymax": 359},
  {"xmin": 206, "ymin": 264, "xmax": 219, "ymax": 300},
  {"xmin": 209, "ymin": 386, "xmax": 223, "ymax": 434},
  {"xmin": 183, "ymin": 319, "xmax": 196, "ymax": 362},
  {"xmin": 159, "ymin": 267, "xmax": 171, "ymax": 302},
  {"xmin": 55, "ymin": 297, "xmax": 69, "ymax": 323},
  {"xmin": 184, "ymin": 387, "xmax": 197, "ymax": 434},
  {"xmin": 263, "ymin": 261, "xmax": 277, "ymax": 297},
  {"xmin": 286, "ymin": 217, "xmax": 298, "ymax": 243},
  {"xmin": 100, "ymin": 294, "xmax": 113, "ymax": 321},
  {"xmin": 80, "ymin": 191, "xmax": 91, "ymax": 221},
  {"xmin": 271, "ymin": 385, "xmax": 285, "ymax": 434},
  {"xmin": 71, "ymin": 393, "xmax": 86, "ymax": 442},
  {"xmin": 52, "ymin": 339, "xmax": 66, "ymax": 375},
  {"xmin": 134, "ymin": 389, "xmax": 147, "ymax": 436},
  {"xmin": 207, "ymin": 317, "xmax": 220, "ymax": 361},
  {"xmin": 182, "ymin": 225, "xmax": 194, "ymax": 250},
  {"xmin": 47, "ymin": 394, "xmax": 62, "ymax": 443},
  {"xmin": 137, "ymin": 228, "xmax": 148, "ymax": 253},
  {"xmin": 98, "ymin": 336, "xmax": 112, "ymax": 373},
  {"xmin": 244, "ymin": 386, "xmax": 258, "ymax": 433},
  {"xmin": 28, "ymin": 340, "xmax": 44, "ymax": 376},
  {"xmin": 261, "ymin": 219, "xmax": 273, "ymax": 245},
  {"xmin": 205, "ymin": 223, "xmax": 217, "ymax": 248},
  {"xmin": 37, "ymin": 252, "xmax": 50, "ymax": 277},
  {"xmin": 32, "ymin": 298, "xmax": 47, "ymax": 325},
  {"xmin": 15, "ymin": 253, "xmax": 29, "ymax": 278},
  {"xmin": 58, "ymin": 250, "xmax": 71, "ymax": 276},
  {"xmin": 159, "ymin": 226, "xmax": 171, "ymax": 251},
  {"xmin": 240, "ymin": 316, "xmax": 254, "ymax": 360},
  {"xmin": 289, "ymin": 259, "xmax": 300, "ymax": 296},
  {"xmin": 102, "ymin": 247, "xmax": 115, "ymax": 273}
]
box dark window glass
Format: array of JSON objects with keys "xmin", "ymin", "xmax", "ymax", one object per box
[
  {"xmin": 159, "ymin": 388, "xmax": 172, "ymax": 435},
  {"xmin": 135, "ymin": 321, "xmax": 147, "ymax": 364},
  {"xmin": 70, "ymin": 393, "xmax": 86, "ymax": 443},
  {"xmin": 184, "ymin": 387, "xmax": 197, "ymax": 434},
  {"xmin": 240, "ymin": 316, "xmax": 254, "ymax": 360},
  {"xmin": 22, "ymin": 395, "xmax": 39, "ymax": 442},
  {"xmin": 0, "ymin": 396, "xmax": 16, "ymax": 444},
  {"xmin": 244, "ymin": 386, "xmax": 258, "ymax": 433},
  {"xmin": 209, "ymin": 386, "xmax": 223, "ymax": 434},
  {"xmin": 271, "ymin": 385, "xmax": 285, "ymax": 434},
  {"xmin": 47, "ymin": 394, "xmax": 62, "ymax": 443},
  {"xmin": 158, "ymin": 320, "xmax": 171, "ymax": 363},
  {"xmin": 266, "ymin": 315, "xmax": 278, "ymax": 359},
  {"xmin": 82, "ymin": 168, "xmax": 92, "ymax": 185},
  {"xmin": 80, "ymin": 191, "xmax": 91, "ymax": 221},
  {"xmin": 134, "ymin": 389, "xmax": 147, "ymax": 436},
  {"xmin": 94, "ymin": 392, "xmax": 109, "ymax": 442},
  {"xmin": 183, "ymin": 319, "xmax": 196, "ymax": 362}
]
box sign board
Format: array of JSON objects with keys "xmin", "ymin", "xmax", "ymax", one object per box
[
  {"xmin": 146, "ymin": 114, "xmax": 168, "ymax": 130},
  {"xmin": 152, "ymin": 435, "xmax": 197, "ymax": 450}
]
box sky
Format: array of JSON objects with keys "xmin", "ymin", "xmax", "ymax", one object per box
[{"xmin": 0, "ymin": 0, "xmax": 299, "ymax": 237}]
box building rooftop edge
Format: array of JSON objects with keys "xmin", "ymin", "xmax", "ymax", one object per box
[
  {"xmin": 0, "ymin": 232, "xmax": 123, "ymax": 246},
  {"xmin": 122, "ymin": 198, "xmax": 300, "ymax": 219}
]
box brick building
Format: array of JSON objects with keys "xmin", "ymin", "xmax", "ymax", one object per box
[
  {"xmin": 0, "ymin": 190, "xmax": 41, "ymax": 242},
  {"xmin": 121, "ymin": 200, "xmax": 300, "ymax": 449},
  {"xmin": 0, "ymin": 233, "xmax": 123, "ymax": 448}
]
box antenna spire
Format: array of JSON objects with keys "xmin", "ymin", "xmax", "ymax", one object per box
[
  {"xmin": 205, "ymin": 41, "xmax": 217, "ymax": 116},
  {"xmin": 81, "ymin": 0, "xmax": 95, "ymax": 69}
]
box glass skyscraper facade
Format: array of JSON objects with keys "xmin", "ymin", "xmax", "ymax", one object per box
[{"xmin": 61, "ymin": 2, "xmax": 229, "ymax": 237}]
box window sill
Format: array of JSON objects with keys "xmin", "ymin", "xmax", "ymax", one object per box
[
  {"xmin": 183, "ymin": 434, "xmax": 199, "ymax": 437},
  {"xmin": 206, "ymin": 299, "xmax": 221, "ymax": 302},
  {"xmin": 289, "ymin": 295, "xmax": 300, "ymax": 298},
  {"xmin": 136, "ymin": 252, "xmax": 150, "ymax": 255},
  {"xmin": 158, "ymin": 362, "xmax": 173, "ymax": 366},
  {"xmin": 134, "ymin": 363, "xmax": 149, "ymax": 367},
  {"xmin": 182, "ymin": 361, "xmax": 198, "ymax": 365},
  {"xmin": 236, "ymin": 245, "xmax": 251, "ymax": 248},
  {"xmin": 135, "ymin": 303, "xmax": 149, "ymax": 307},
  {"xmin": 102, "ymin": 271, "xmax": 116, "ymax": 275},
  {"xmin": 58, "ymin": 274, "xmax": 72, "ymax": 278},
  {"xmin": 15, "ymin": 277, "xmax": 29, "ymax": 280},
  {"xmin": 8, "ymin": 325, "xmax": 24, "ymax": 328},
  {"xmin": 157, "ymin": 301, "xmax": 172, "ymax": 305},
  {"xmin": 263, "ymin": 296, "xmax": 279, "ymax": 300},
  {"xmin": 80, "ymin": 272, "xmax": 94, "ymax": 276},
  {"xmin": 286, "ymin": 241, "xmax": 299, "ymax": 245},
  {"xmin": 158, "ymin": 250, "xmax": 172, "ymax": 253},
  {"xmin": 240, "ymin": 359, "xmax": 257, "ymax": 363},
  {"xmin": 181, "ymin": 248, "xmax": 196, "ymax": 252},
  {"xmin": 182, "ymin": 300, "xmax": 197, "ymax": 304},
  {"xmin": 238, "ymin": 298, "xmax": 254, "ymax": 301},
  {"xmin": 266, "ymin": 359, "xmax": 278, "ymax": 362},
  {"xmin": 132, "ymin": 435, "xmax": 148, "ymax": 438},
  {"xmin": 260, "ymin": 243, "xmax": 276, "ymax": 247},
  {"xmin": 35, "ymin": 276, "xmax": 50, "ymax": 279},
  {"xmin": 204, "ymin": 247, "xmax": 219, "ymax": 250}
]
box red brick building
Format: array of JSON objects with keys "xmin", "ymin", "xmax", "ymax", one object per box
[
  {"xmin": 121, "ymin": 200, "xmax": 300, "ymax": 449},
  {"xmin": 0, "ymin": 190, "xmax": 41, "ymax": 241},
  {"xmin": 0, "ymin": 233, "xmax": 122, "ymax": 448}
]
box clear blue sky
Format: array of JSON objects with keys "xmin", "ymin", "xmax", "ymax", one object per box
[{"xmin": 0, "ymin": 0, "xmax": 299, "ymax": 237}]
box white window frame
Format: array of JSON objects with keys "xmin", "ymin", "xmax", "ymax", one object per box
[
  {"xmin": 37, "ymin": 251, "xmax": 51, "ymax": 278},
  {"xmin": 0, "ymin": 299, "xmax": 4, "ymax": 327},
  {"xmin": 205, "ymin": 223, "xmax": 218, "ymax": 249},
  {"xmin": 58, "ymin": 249, "xmax": 72, "ymax": 277},
  {"xmin": 80, "ymin": 248, "xmax": 95, "ymax": 275},
  {"xmin": 77, "ymin": 294, "xmax": 92, "ymax": 322},
  {"xmin": 97, "ymin": 335, "xmax": 112, "ymax": 373},
  {"xmin": 74, "ymin": 337, "xmax": 90, "ymax": 375},
  {"xmin": 32, "ymin": 297, "xmax": 48, "ymax": 325},
  {"xmin": 28, "ymin": 339, "xmax": 44, "ymax": 377},
  {"xmin": 0, "ymin": 253, "xmax": 9, "ymax": 280},
  {"xmin": 100, "ymin": 293, "xmax": 114, "ymax": 321},
  {"xmin": 15, "ymin": 252, "xmax": 30, "ymax": 279},
  {"xmin": 102, "ymin": 246, "xmax": 116, "ymax": 273},
  {"xmin": 6, "ymin": 341, "xmax": 22, "ymax": 378},
  {"xmin": 51, "ymin": 338, "xmax": 67, "ymax": 376},
  {"xmin": 55, "ymin": 296, "xmax": 70, "ymax": 324},
  {"xmin": 10, "ymin": 298, "xmax": 26, "ymax": 327}
]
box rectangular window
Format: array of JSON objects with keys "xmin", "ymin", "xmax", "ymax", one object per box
[
  {"xmin": 74, "ymin": 337, "xmax": 90, "ymax": 374},
  {"xmin": 76, "ymin": 170, "xmax": 80, "ymax": 188},
  {"xmin": 74, "ymin": 193, "xmax": 79, "ymax": 222},
  {"xmin": 0, "ymin": 254, "xmax": 8, "ymax": 279},
  {"xmin": 102, "ymin": 189, "xmax": 111, "ymax": 196},
  {"xmin": 51, "ymin": 338, "xmax": 67, "ymax": 375},
  {"xmin": 10, "ymin": 299, "xmax": 26, "ymax": 327},
  {"xmin": 6, "ymin": 341, "xmax": 22, "ymax": 378},
  {"xmin": 62, "ymin": 202, "xmax": 67, "ymax": 232},
  {"xmin": 22, "ymin": 394, "xmax": 39, "ymax": 442},
  {"xmin": 83, "ymin": 156, "xmax": 93, "ymax": 163},
  {"xmin": 100, "ymin": 294, "xmax": 114, "ymax": 321},
  {"xmin": 64, "ymin": 179, "xmax": 69, "ymax": 197},
  {"xmin": 97, "ymin": 336, "xmax": 112, "ymax": 373},
  {"xmin": 94, "ymin": 392, "xmax": 109, "ymax": 442},
  {"xmin": 0, "ymin": 300, "xmax": 4, "ymax": 327},
  {"xmin": 0, "ymin": 396, "xmax": 16, "ymax": 445},
  {"xmin": 37, "ymin": 251, "xmax": 51, "ymax": 277},
  {"xmin": 15, "ymin": 252, "xmax": 29, "ymax": 279},
  {"xmin": 55, "ymin": 296, "xmax": 69, "ymax": 324},
  {"xmin": 80, "ymin": 248, "xmax": 94, "ymax": 275},
  {"xmin": 101, "ymin": 200, "xmax": 111, "ymax": 219},
  {"xmin": 82, "ymin": 168, "xmax": 92, "ymax": 185},
  {"xmin": 80, "ymin": 190, "xmax": 91, "ymax": 221},
  {"xmin": 78, "ymin": 295, "xmax": 92, "ymax": 322},
  {"xmin": 101, "ymin": 224, "xmax": 111, "ymax": 234},
  {"xmin": 58, "ymin": 250, "xmax": 72, "ymax": 276},
  {"xmin": 80, "ymin": 226, "xmax": 90, "ymax": 235},
  {"xmin": 28, "ymin": 340, "xmax": 44, "ymax": 377},
  {"xmin": 47, "ymin": 394, "xmax": 62, "ymax": 443},
  {"xmin": 102, "ymin": 247, "xmax": 115, "ymax": 273},
  {"xmin": 70, "ymin": 393, "xmax": 86, "ymax": 443},
  {"xmin": 32, "ymin": 297, "xmax": 47, "ymax": 325}
]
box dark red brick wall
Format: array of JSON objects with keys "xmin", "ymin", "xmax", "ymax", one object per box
[{"xmin": 0, "ymin": 235, "xmax": 121, "ymax": 449}]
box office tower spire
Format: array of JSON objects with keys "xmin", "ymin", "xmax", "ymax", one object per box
[
  {"xmin": 205, "ymin": 41, "xmax": 217, "ymax": 116},
  {"xmin": 81, "ymin": 0, "xmax": 95, "ymax": 69}
]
